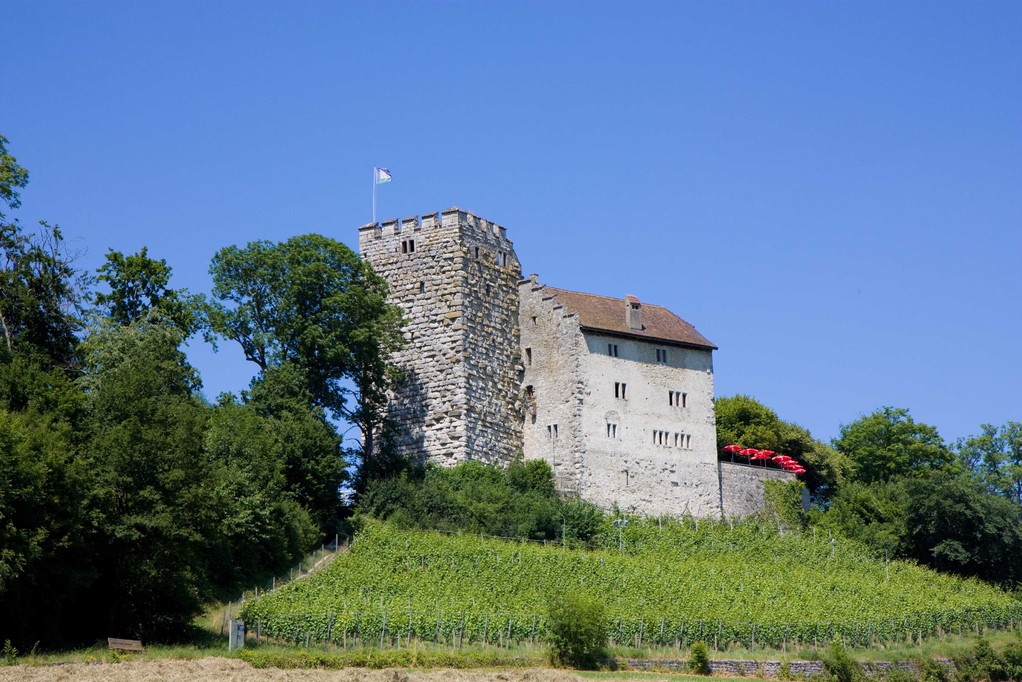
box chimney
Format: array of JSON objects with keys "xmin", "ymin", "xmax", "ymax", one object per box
[{"xmin": 625, "ymin": 295, "xmax": 642, "ymax": 330}]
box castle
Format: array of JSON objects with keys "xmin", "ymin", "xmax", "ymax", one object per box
[{"xmin": 359, "ymin": 207, "xmax": 790, "ymax": 518}]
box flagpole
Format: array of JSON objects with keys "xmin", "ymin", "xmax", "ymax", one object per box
[{"xmin": 372, "ymin": 167, "xmax": 377, "ymax": 224}]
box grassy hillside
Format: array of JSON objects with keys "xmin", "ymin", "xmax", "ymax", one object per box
[{"xmin": 242, "ymin": 519, "xmax": 1021, "ymax": 649}]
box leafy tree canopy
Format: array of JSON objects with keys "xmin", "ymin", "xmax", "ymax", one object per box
[
  {"xmin": 208, "ymin": 233, "xmax": 404, "ymax": 471},
  {"xmin": 832, "ymin": 406, "xmax": 954, "ymax": 485},
  {"xmin": 957, "ymin": 422, "xmax": 1022, "ymax": 504},
  {"xmin": 716, "ymin": 394, "xmax": 848, "ymax": 498},
  {"xmin": 95, "ymin": 247, "xmax": 205, "ymax": 336}
]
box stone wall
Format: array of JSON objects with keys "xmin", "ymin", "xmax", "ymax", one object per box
[
  {"xmin": 519, "ymin": 275, "xmax": 586, "ymax": 492},
  {"xmin": 520, "ymin": 276, "xmax": 727, "ymax": 517},
  {"xmin": 578, "ymin": 330, "xmax": 721, "ymax": 517},
  {"xmin": 719, "ymin": 461, "xmax": 796, "ymax": 518},
  {"xmin": 613, "ymin": 657, "xmax": 944, "ymax": 678},
  {"xmin": 359, "ymin": 208, "xmax": 523, "ymax": 466}
]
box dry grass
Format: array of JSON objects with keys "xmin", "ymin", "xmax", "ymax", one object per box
[{"xmin": 0, "ymin": 658, "xmax": 587, "ymax": 682}]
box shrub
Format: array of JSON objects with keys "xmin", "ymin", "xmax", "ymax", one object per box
[
  {"xmin": 920, "ymin": 659, "xmax": 949, "ymax": 682},
  {"xmin": 1, "ymin": 640, "xmax": 16, "ymax": 666},
  {"xmin": 882, "ymin": 666, "xmax": 917, "ymax": 682},
  {"xmin": 1001, "ymin": 642, "xmax": 1022, "ymax": 682},
  {"xmin": 688, "ymin": 640, "xmax": 711, "ymax": 675},
  {"xmin": 821, "ymin": 643, "xmax": 862, "ymax": 682},
  {"xmin": 546, "ymin": 591, "xmax": 607, "ymax": 669}
]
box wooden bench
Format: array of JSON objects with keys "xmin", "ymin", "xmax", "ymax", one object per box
[{"xmin": 107, "ymin": 638, "xmax": 143, "ymax": 652}]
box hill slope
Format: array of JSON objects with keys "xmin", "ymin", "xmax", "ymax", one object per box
[{"xmin": 243, "ymin": 520, "xmax": 1021, "ymax": 648}]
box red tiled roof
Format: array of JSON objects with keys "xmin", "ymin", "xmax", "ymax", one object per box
[{"xmin": 544, "ymin": 287, "xmax": 717, "ymax": 351}]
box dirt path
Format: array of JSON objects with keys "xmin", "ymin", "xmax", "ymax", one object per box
[{"xmin": 0, "ymin": 658, "xmax": 587, "ymax": 682}]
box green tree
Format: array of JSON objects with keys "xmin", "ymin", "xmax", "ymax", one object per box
[
  {"xmin": 716, "ymin": 394, "xmax": 847, "ymax": 498},
  {"xmin": 201, "ymin": 398, "xmax": 317, "ymax": 589},
  {"xmin": 546, "ymin": 591, "xmax": 607, "ymax": 669},
  {"xmin": 903, "ymin": 474, "xmax": 1022, "ymax": 584},
  {"xmin": 0, "ymin": 137, "xmax": 86, "ymax": 367},
  {"xmin": 94, "ymin": 247, "xmax": 204, "ymax": 335},
  {"xmin": 814, "ymin": 479, "xmax": 908, "ymax": 557},
  {"xmin": 957, "ymin": 422, "xmax": 1022, "ymax": 504},
  {"xmin": 76, "ymin": 318, "xmax": 213, "ymax": 639},
  {"xmin": 832, "ymin": 406, "xmax": 953, "ymax": 484},
  {"xmin": 0, "ymin": 136, "xmax": 28, "ymax": 211},
  {"xmin": 244, "ymin": 364, "xmax": 347, "ymax": 534},
  {"xmin": 208, "ymin": 234, "xmax": 403, "ymax": 477}
]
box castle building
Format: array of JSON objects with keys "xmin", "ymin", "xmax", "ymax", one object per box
[{"xmin": 359, "ymin": 207, "xmax": 790, "ymax": 518}]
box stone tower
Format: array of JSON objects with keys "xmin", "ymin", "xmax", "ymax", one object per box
[{"xmin": 358, "ymin": 208, "xmax": 523, "ymax": 467}]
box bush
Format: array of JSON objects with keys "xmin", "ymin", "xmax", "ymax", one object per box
[
  {"xmin": 1001, "ymin": 642, "xmax": 1022, "ymax": 682},
  {"xmin": 546, "ymin": 591, "xmax": 607, "ymax": 669},
  {"xmin": 688, "ymin": 640, "xmax": 711, "ymax": 675},
  {"xmin": 821, "ymin": 643, "xmax": 862, "ymax": 682},
  {"xmin": 920, "ymin": 659, "xmax": 950, "ymax": 682},
  {"xmin": 882, "ymin": 666, "xmax": 917, "ymax": 682}
]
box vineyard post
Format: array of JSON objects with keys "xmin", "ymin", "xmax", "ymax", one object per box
[
  {"xmin": 638, "ymin": 619, "xmax": 644, "ymax": 647},
  {"xmin": 435, "ymin": 609, "xmax": 440, "ymax": 643},
  {"xmin": 507, "ymin": 616, "xmax": 513, "ymax": 648},
  {"xmin": 381, "ymin": 609, "xmax": 387, "ymax": 648},
  {"xmin": 484, "ymin": 613, "xmax": 489, "ymax": 646},
  {"xmin": 326, "ymin": 610, "xmax": 333, "ymax": 642},
  {"xmin": 459, "ymin": 611, "xmax": 465, "ymax": 648},
  {"xmin": 531, "ymin": 614, "xmax": 537, "ymax": 644},
  {"xmin": 659, "ymin": 618, "xmax": 665, "ymax": 645}
]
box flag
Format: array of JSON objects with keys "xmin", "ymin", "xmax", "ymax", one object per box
[{"xmin": 374, "ymin": 167, "xmax": 392, "ymax": 184}]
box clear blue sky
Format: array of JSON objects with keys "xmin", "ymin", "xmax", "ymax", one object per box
[{"xmin": 4, "ymin": 1, "xmax": 1020, "ymax": 445}]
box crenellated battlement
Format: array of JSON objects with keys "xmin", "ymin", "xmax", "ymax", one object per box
[
  {"xmin": 359, "ymin": 207, "xmax": 511, "ymax": 245},
  {"xmin": 359, "ymin": 206, "xmax": 523, "ymax": 469}
]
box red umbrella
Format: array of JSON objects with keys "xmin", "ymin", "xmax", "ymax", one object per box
[
  {"xmin": 723, "ymin": 444, "xmax": 743, "ymax": 462},
  {"xmin": 759, "ymin": 450, "xmax": 775, "ymax": 457},
  {"xmin": 741, "ymin": 448, "xmax": 759, "ymax": 457}
]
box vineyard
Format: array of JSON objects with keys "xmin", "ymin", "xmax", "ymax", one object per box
[{"xmin": 241, "ymin": 519, "xmax": 1022, "ymax": 650}]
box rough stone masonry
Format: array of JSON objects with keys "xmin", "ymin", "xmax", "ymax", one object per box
[{"xmin": 359, "ymin": 207, "xmax": 791, "ymax": 518}]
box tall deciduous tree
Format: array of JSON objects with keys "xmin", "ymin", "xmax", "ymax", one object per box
[
  {"xmin": 0, "ymin": 135, "xmax": 86, "ymax": 367},
  {"xmin": 832, "ymin": 406, "xmax": 953, "ymax": 484},
  {"xmin": 208, "ymin": 234, "xmax": 403, "ymax": 476},
  {"xmin": 95, "ymin": 247, "xmax": 204, "ymax": 335},
  {"xmin": 957, "ymin": 422, "xmax": 1022, "ymax": 504}
]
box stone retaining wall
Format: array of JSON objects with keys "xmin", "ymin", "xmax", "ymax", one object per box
[{"xmin": 611, "ymin": 657, "xmax": 952, "ymax": 678}]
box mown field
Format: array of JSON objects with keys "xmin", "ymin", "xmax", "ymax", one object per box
[{"xmin": 243, "ymin": 520, "xmax": 1022, "ymax": 650}]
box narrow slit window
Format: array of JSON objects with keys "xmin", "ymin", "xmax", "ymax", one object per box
[
  {"xmin": 656, "ymin": 348, "xmax": 668, "ymax": 364},
  {"xmin": 608, "ymin": 343, "xmax": 619, "ymax": 357},
  {"xmin": 686, "ymin": 434, "xmax": 692, "ymax": 449},
  {"xmin": 419, "ymin": 281, "xmax": 426, "ymax": 294},
  {"xmin": 525, "ymin": 347, "xmax": 532, "ymax": 366},
  {"xmin": 475, "ymin": 246, "xmax": 480, "ymax": 258},
  {"xmin": 682, "ymin": 393, "xmax": 688, "ymax": 408}
]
